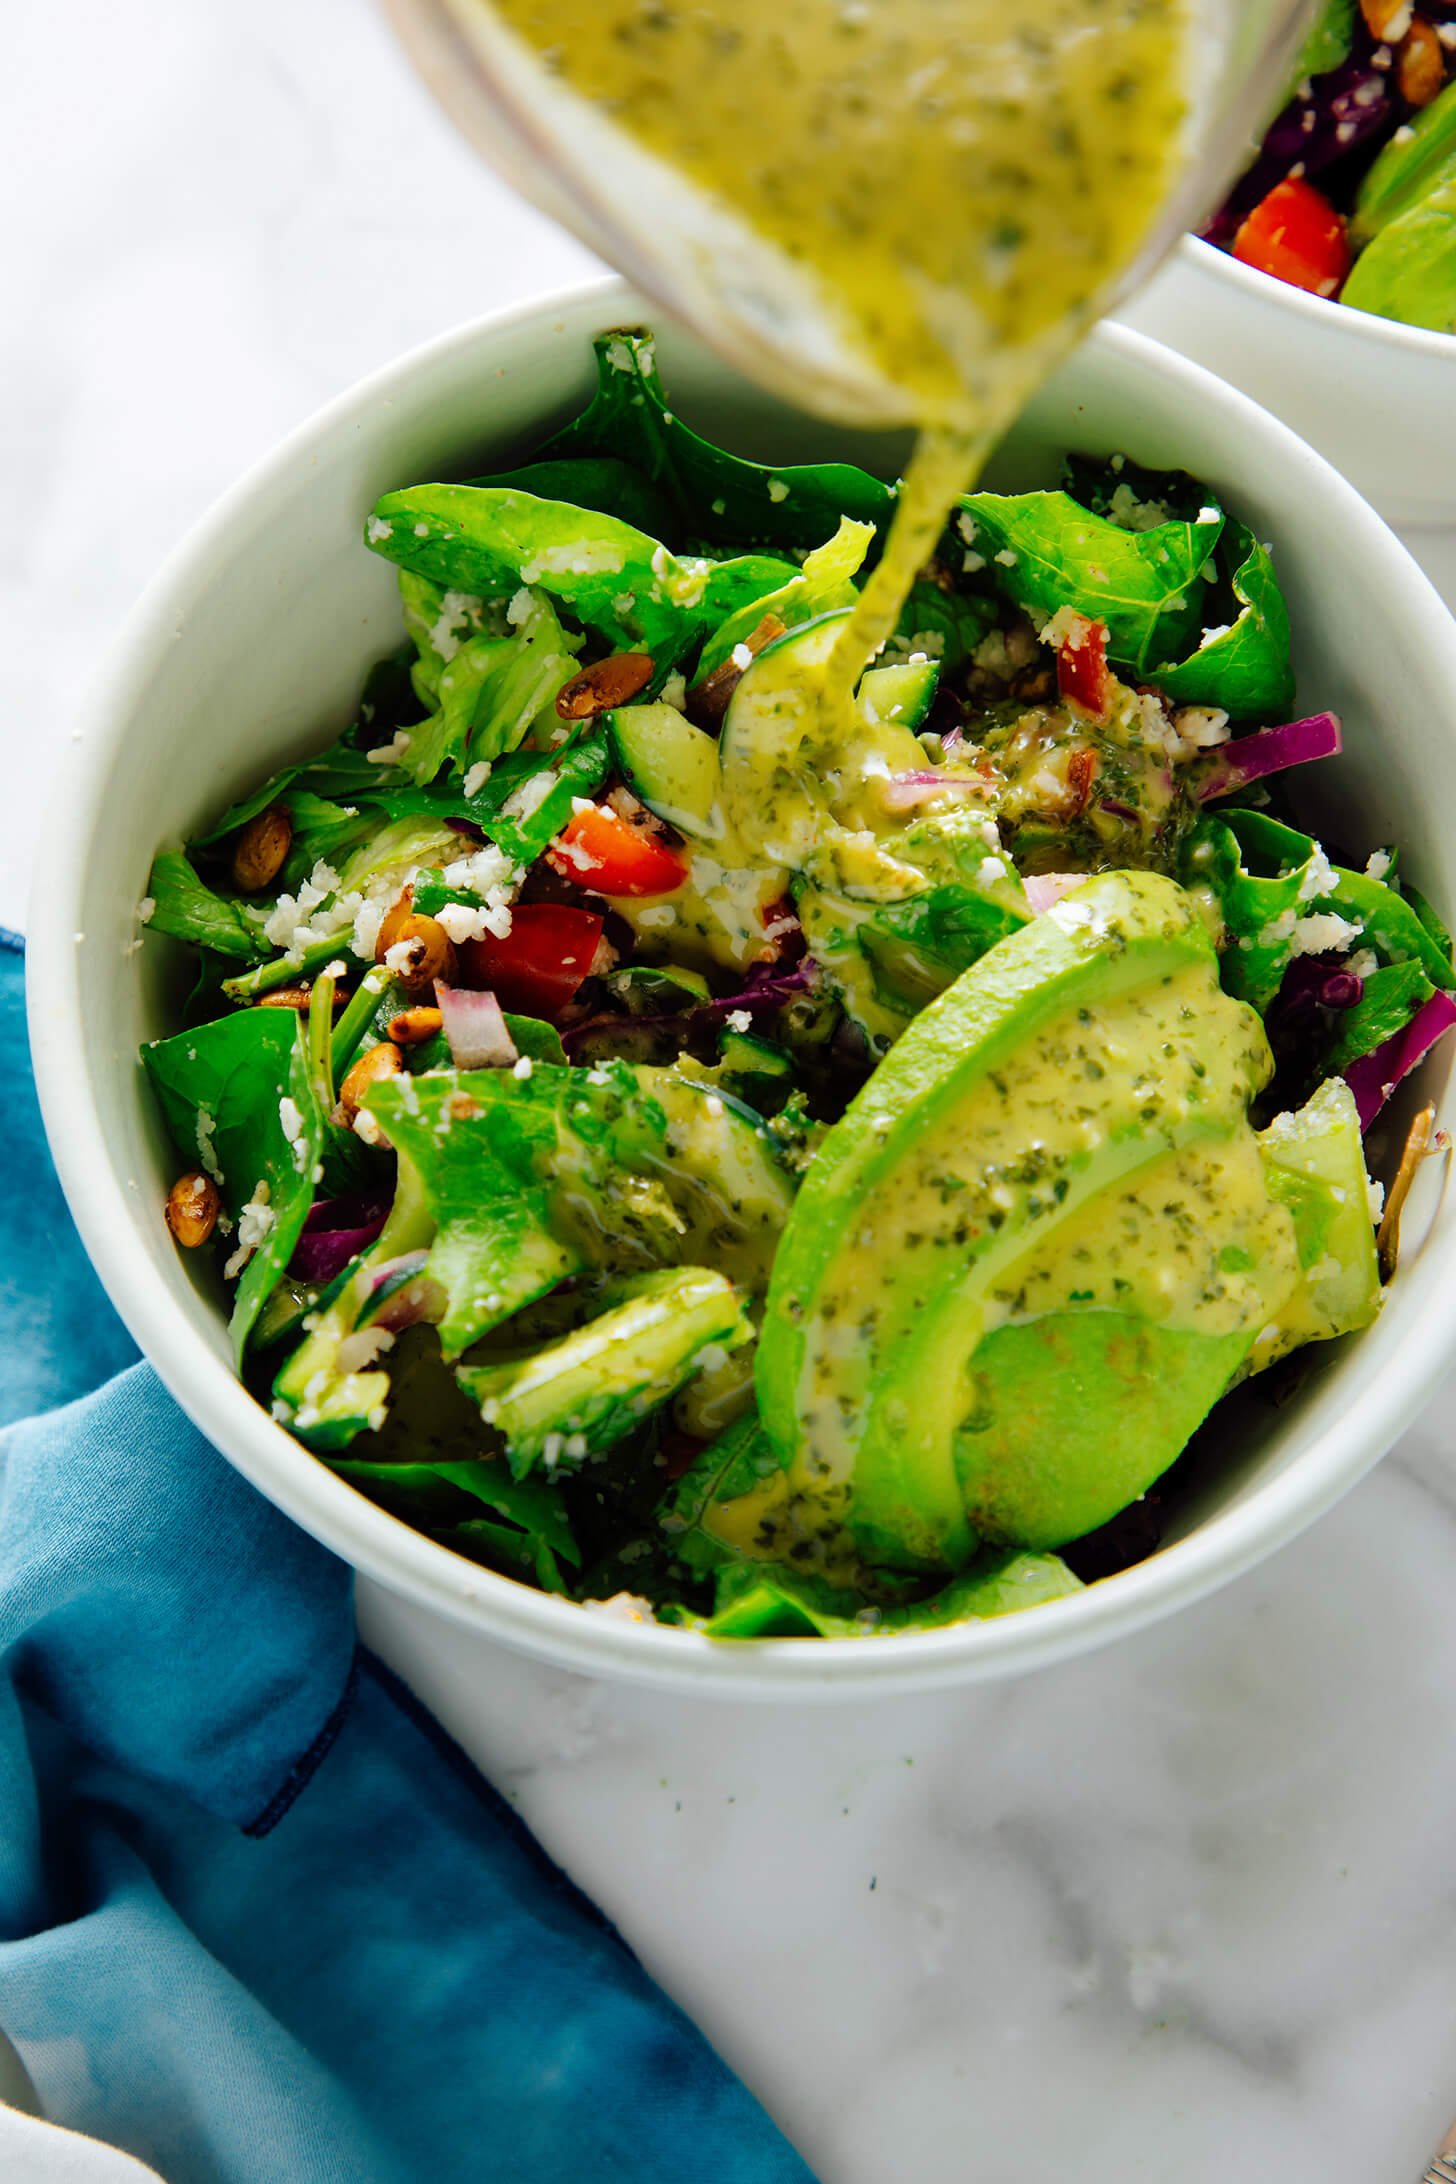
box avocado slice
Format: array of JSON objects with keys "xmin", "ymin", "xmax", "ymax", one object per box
[
  {"xmin": 457, "ymin": 1266, "xmax": 751, "ymax": 1476},
  {"xmin": 1255, "ymin": 1075, "xmax": 1381, "ymax": 1367},
  {"xmin": 757, "ymin": 870, "xmax": 1303, "ymax": 1565}
]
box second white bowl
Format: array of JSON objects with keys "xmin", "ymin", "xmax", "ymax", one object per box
[{"xmin": 1121, "ymin": 234, "xmax": 1455, "ymax": 530}]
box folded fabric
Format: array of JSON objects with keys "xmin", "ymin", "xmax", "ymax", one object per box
[{"xmin": 0, "ymin": 937, "xmax": 815, "ymax": 2184}]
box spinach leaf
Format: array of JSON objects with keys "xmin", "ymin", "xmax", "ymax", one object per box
[
  {"xmin": 1343, "ymin": 175, "xmax": 1456, "ymax": 335},
  {"xmin": 862, "ymin": 881, "xmax": 1029, "ymax": 1001},
  {"xmin": 695, "ymin": 517, "xmax": 874, "ymax": 682},
  {"xmin": 330, "ymin": 1455, "xmax": 578, "ymax": 1590},
  {"xmin": 1188, "ymin": 810, "xmax": 1455, "ymax": 1012},
  {"xmin": 1152, "ymin": 523, "xmax": 1295, "ymax": 718},
  {"xmin": 658, "ymin": 1411, "xmax": 787, "ymax": 1577},
  {"xmin": 958, "ymin": 489, "xmax": 1220, "ymax": 676},
  {"xmin": 683, "ymin": 1549, "xmax": 1081, "ymax": 1638},
  {"xmin": 469, "ymin": 731, "xmax": 611, "ymax": 864},
  {"xmin": 469, "ymin": 455, "xmax": 676, "ymax": 544},
  {"xmin": 364, "ymin": 1079, "xmax": 584, "ymax": 1360},
  {"xmin": 143, "ymin": 1008, "xmax": 324, "ymax": 1358},
  {"xmin": 536, "ymin": 328, "xmax": 895, "ymax": 548},
  {"xmin": 365, "ymin": 483, "xmax": 704, "ymax": 658},
  {"xmin": 144, "ymin": 850, "xmax": 270, "ymax": 961},
  {"xmin": 1324, "ymin": 959, "xmax": 1432, "ymax": 1070},
  {"xmin": 888, "ymin": 580, "xmax": 994, "ymax": 672}
]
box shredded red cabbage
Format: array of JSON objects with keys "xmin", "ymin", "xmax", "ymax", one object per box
[
  {"xmin": 1195, "ymin": 713, "xmax": 1342, "ymax": 803},
  {"xmin": 289, "ymin": 1197, "xmax": 391, "ymax": 1285},
  {"xmin": 561, "ymin": 958, "xmax": 819, "ymax": 1055},
  {"xmin": 1345, "ymin": 990, "xmax": 1456, "ymax": 1131}
]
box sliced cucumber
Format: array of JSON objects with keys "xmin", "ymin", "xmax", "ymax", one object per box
[
  {"xmin": 858, "ymin": 660, "xmax": 940, "ymax": 733},
  {"xmin": 608, "ymin": 702, "xmax": 724, "ymax": 840},
  {"xmin": 718, "ymin": 1029, "xmax": 794, "ymax": 1083},
  {"xmin": 457, "ymin": 1265, "xmax": 751, "ymax": 1476}
]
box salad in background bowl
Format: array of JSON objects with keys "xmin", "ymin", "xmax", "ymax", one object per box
[
  {"xmin": 29, "ymin": 286, "xmax": 1456, "ymax": 1692},
  {"xmin": 1121, "ymin": 2, "xmax": 1455, "ymax": 529},
  {"xmin": 1209, "ymin": 0, "xmax": 1456, "ymax": 326}
]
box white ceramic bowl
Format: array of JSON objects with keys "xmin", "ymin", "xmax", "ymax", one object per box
[
  {"xmin": 28, "ymin": 278, "xmax": 1456, "ymax": 1697},
  {"xmin": 1121, "ymin": 234, "xmax": 1455, "ymax": 531}
]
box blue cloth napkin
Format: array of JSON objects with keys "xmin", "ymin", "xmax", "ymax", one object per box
[{"xmin": 0, "ymin": 937, "xmax": 815, "ymax": 2184}]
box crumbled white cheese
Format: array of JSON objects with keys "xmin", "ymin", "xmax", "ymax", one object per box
[
  {"xmin": 1106, "ymin": 482, "xmax": 1172, "ymax": 533},
  {"xmin": 366, "ymin": 516, "xmax": 393, "ymax": 544},
  {"xmin": 725, "ymin": 1008, "xmax": 754, "ymax": 1033},
  {"xmin": 581, "ymin": 1592, "xmax": 657, "ymax": 1624},
  {"xmin": 463, "ymin": 760, "xmax": 491, "ymax": 799},
  {"xmin": 138, "ymin": 895, "xmax": 156, "ymax": 925},
  {"xmin": 335, "ymin": 1326, "xmax": 396, "ymax": 1375},
  {"xmin": 1298, "ymin": 846, "xmax": 1339, "ymax": 903},
  {"xmin": 428, "ymin": 590, "xmax": 480, "ymax": 663},
  {"xmin": 223, "ymin": 1181, "xmax": 274, "ymax": 1280},
  {"xmin": 511, "ymin": 1055, "xmax": 534, "ymax": 1081},
  {"xmin": 704, "ymin": 1095, "xmax": 724, "ymax": 1118},
  {"xmin": 278, "ymin": 1096, "xmax": 309, "ymax": 1173},
  {"xmin": 352, "ymin": 1109, "xmax": 385, "ymax": 1148},
  {"xmin": 195, "ymin": 1110, "xmax": 223, "ymax": 1186},
  {"xmin": 767, "ymin": 477, "xmax": 789, "ymax": 504},
  {"xmin": 1289, "ymin": 911, "xmax": 1362, "ymax": 958},
  {"xmin": 352, "ymin": 896, "xmax": 387, "ymax": 962},
  {"xmin": 496, "ymin": 772, "xmax": 556, "ymax": 825},
  {"xmin": 1364, "ymin": 848, "xmax": 1392, "ymax": 883},
  {"xmin": 731, "ymin": 643, "xmax": 754, "ymax": 671},
  {"xmin": 428, "ymin": 902, "xmax": 478, "ymax": 944},
  {"xmin": 993, "ymin": 548, "xmax": 1018, "ymax": 568},
  {"xmin": 366, "ymin": 730, "xmax": 413, "ymax": 767},
  {"xmin": 660, "ymin": 671, "xmax": 687, "ymax": 710}
]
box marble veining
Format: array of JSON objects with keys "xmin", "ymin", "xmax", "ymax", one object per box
[{"xmin": 8, "ymin": 3, "xmax": 1456, "ymax": 2178}]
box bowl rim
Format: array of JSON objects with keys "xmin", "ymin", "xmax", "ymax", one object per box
[
  {"xmin": 27, "ymin": 274, "xmax": 1456, "ymax": 1697},
  {"xmin": 1179, "ymin": 231, "xmax": 1456, "ymax": 360}
]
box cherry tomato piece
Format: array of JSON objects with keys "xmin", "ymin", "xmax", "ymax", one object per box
[
  {"xmin": 1233, "ymin": 178, "xmax": 1352, "ymax": 299},
  {"xmin": 456, "ymin": 903, "xmax": 604, "ymax": 1020},
  {"xmin": 549, "ymin": 802, "xmax": 690, "ymax": 897},
  {"xmin": 1056, "ymin": 615, "xmax": 1112, "ymax": 721}
]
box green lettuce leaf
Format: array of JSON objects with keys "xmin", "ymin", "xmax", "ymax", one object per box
[
  {"xmin": 957, "ymin": 488, "xmax": 1221, "ymax": 675},
  {"xmin": 143, "ymin": 1008, "xmax": 325, "ymax": 1358},
  {"xmin": 536, "ymin": 328, "xmax": 894, "ymax": 547},
  {"xmin": 1151, "ymin": 523, "xmax": 1295, "ymax": 718}
]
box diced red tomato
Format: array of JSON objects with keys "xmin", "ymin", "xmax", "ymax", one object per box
[
  {"xmin": 1056, "ymin": 614, "xmax": 1112, "ymax": 721},
  {"xmin": 548, "ymin": 801, "xmax": 690, "ymax": 897},
  {"xmin": 1233, "ymin": 178, "xmax": 1352, "ymax": 299},
  {"xmin": 456, "ymin": 903, "xmax": 604, "ymax": 1020}
]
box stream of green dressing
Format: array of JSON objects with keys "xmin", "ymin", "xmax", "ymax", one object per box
[{"xmin": 480, "ymin": 0, "xmax": 1192, "ymax": 740}]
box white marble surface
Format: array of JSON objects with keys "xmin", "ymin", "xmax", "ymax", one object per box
[{"xmin": 8, "ymin": 4, "xmax": 1456, "ymax": 2180}]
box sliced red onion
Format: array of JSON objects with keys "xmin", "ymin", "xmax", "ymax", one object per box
[
  {"xmin": 1195, "ymin": 713, "xmax": 1342, "ymax": 803},
  {"xmin": 368, "ymin": 1250, "xmax": 430, "ymax": 1295},
  {"xmin": 882, "ymin": 770, "xmax": 993, "ymax": 812},
  {"xmin": 370, "ymin": 1273, "xmax": 447, "ymax": 1334},
  {"xmin": 1345, "ymin": 990, "xmax": 1456, "ymax": 1133},
  {"xmin": 1098, "ymin": 797, "xmax": 1141, "ymax": 822},
  {"xmin": 444, "ymin": 815, "xmax": 486, "ymax": 841},
  {"xmin": 289, "ymin": 1197, "xmax": 391, "ymax": 1284},
  {"xmin": 1023, "ymin": 872, "xmax": 1086, "ymax": 916},
  {"xmin": 436, "ymin": 981, "xmax": 518, "ymax": 1069}
]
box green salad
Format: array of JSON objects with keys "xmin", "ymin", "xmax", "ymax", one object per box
[{"xmin": 140, "ymin": 330, "xmax": 1455, "ymax": 1640}]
